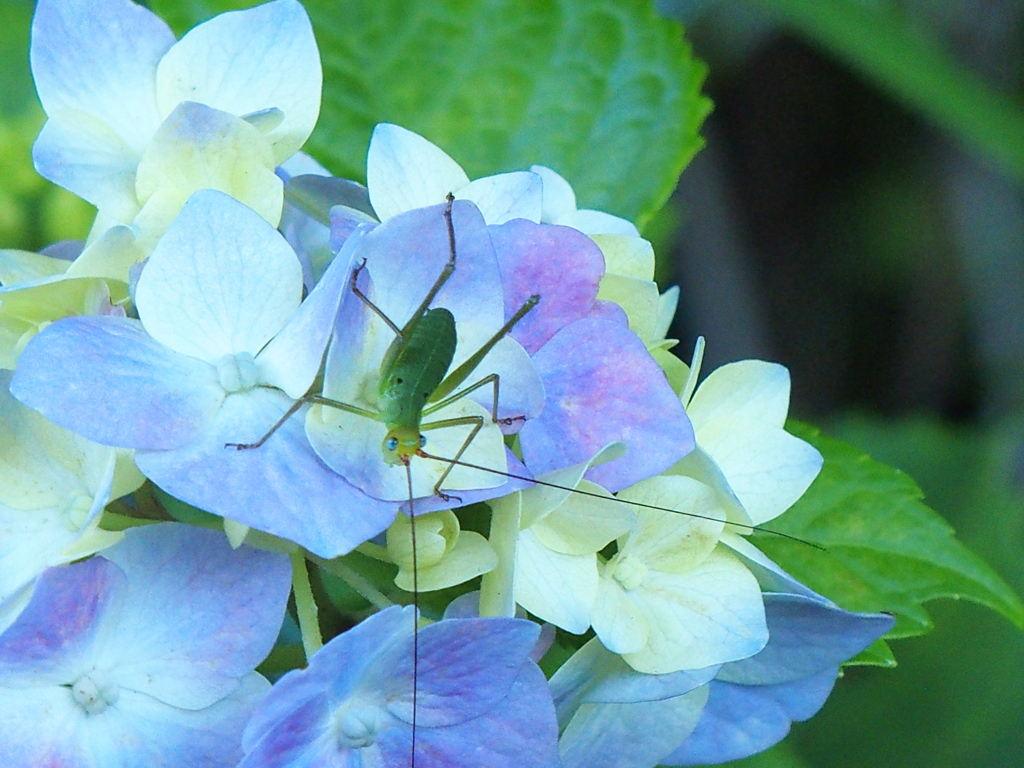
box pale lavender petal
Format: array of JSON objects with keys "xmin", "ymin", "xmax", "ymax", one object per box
[
  {"xmin": 0, "ymin": 557, "xmax": 124, "ymax": 686},
  {"xmin": 663, "ymin": 670, "xmax": 838, "ymax": 766},
  {"xmin": 88, "ymin": 675, "xmax": 270, "ymax": 768},
  {"xmin": 136, "ymin": 190, "xmax": 303, "ymax": 364},
  {"xmin": 0, "ymin": 686, "xmax": 89, "ymax": 767},
  {"xmin": 557, "ymin": 690, "xmax": 707, "ymax": 768},
  {"xmin": 136, "ymin": 387, "xmax": 397, "ymax": 558},
  {"xmin": 95, "ymin": 524, "xmax": 289, "ymax": 710},
  {"xmin": 520, "ymin": 319, "xmax": 694, "ymax": 491},
  {"xmin": 10, "ymin": 316, "xmax": 224, "ymax": 450},
  {"xmin": 155, "ymin": 0, "xmax": 321, "ymax": 165},
  {"xmin": 258, "ymin": 227, "xmax": 367, "ymax": 398},
  {"xmin": 489, "ymin": 219, "xmax": 604, "ymax": 354},
  {"xmin": 32, "ymin": 116, "xmax": 141, "ymax": 222},
  {"xmin": 238, "ymin": 691, "xmax": 335, "ymax": 767},
  {"xmin": 31, "ymin": 0, "xmax": 171, "ymax": 152}
]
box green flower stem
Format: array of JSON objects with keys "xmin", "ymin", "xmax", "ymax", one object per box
[
  {"xmin": 479, "ymin": 494, "xmax": 522, "ymax": 618},
  {"xmin": 290, "ymin": 552, "xmax": 322, "ymax": 661},
  {"xmin": 310, "ymin": 554, "xmax": 395, "ymax": 612}
]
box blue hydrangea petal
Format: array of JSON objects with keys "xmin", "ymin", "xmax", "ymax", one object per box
[
  {"xmin": 93, "ymin": 523, "xmax": 290, "ymax": 710},
  {"xmin": 489, "ymin": 219, "xmax": 605, "ymax": 354},
  {"xmin": 0, "ymin": 686, "xmax": 88, "ymax": 767},
  {"xmin": 557, "ymin": 688, "xmax": 708, "ymax": 768},
  {"xmin": 10, "ymin": 316, "xmax": 223, "ymax": 450},
  {"xmin": 87, "ymin": 674, "xmax": 270, "ymax": 768},
  {"xmin": 30, "ymin": 0, "xmax": 173, "ymax": 215},
  {"xmin": 376, "ymin": 664, "xmax": 560, "ymax": 768},
  {"xmin": 718, "ymin": 593, "xmax": 896, "ymax": 686},
  {"xmin": 257, "ymin": 227, "xmax": 367, "ymax": 399},
  {"xmin": 662, "ymin": 670, "xmax": 838, "ymax": 766},
  {"xmin": 239, "ymin": 691, "xmax": 335, "ymax": 767},
  {"xmin": 136, "ymin": 388, "xmax": 397, "ymax": 558},
  {"xmin": 519, "ymin": 318, "xmax": 694, "ymax": 491},
  {"xmin": 372, "ymin": 616, "xmax": 541, "ymax": 727}
]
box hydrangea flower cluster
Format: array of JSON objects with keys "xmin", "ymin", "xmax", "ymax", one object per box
[{"xmin": 0, "ymin": 1, "xmax": 895, "ymax": 766}]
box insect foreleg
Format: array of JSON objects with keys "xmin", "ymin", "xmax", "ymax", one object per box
[
  {"xmin": 226, "ymin": 393, "xmax": 380, "ymax": 450},
  {"xmin": 419, "ymin": 414, "xmax": 486, "ymax": 498}
]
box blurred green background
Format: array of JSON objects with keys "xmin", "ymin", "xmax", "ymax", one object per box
[{"xmin": 1, "ymin": 0, "xmax": 1022, "ymax": 766}]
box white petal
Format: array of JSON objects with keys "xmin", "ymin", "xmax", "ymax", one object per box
[
  {"xmin": 688, "ymin": 360, "xmax": 792, "ymax": 431},
  {"xmin": 562, "ymin": 209, "xmax": 640, "ymax": 237},
  {"xmin": 395, "ymin": 530, "xmax": 497, "ymax": 592},
  {"xmin": 531, "ymin": 479, "xmax": 634, "ymax": 556},
  {"xmin": 589, "ymin": 234, "xmax": 655, "ymax": 281},
  {"xmin": 31, "ymin": 0, "xmax": 171, "ymax": 154},
  {"xmin": 33, "ymin": 114, "xmax": 141, "ymax": 222},
  {"xmin": 514, "ymin": 529, "xmax": 597, "ymax": 633},
  {"xmin": 155, "ymin": 0, "xmax": 321, "ymax": 165},
  {"xmin": 135, "ymin": 190, "xmax": 302, "ymax": 363},
  {"xmin": 592, "ymin": 575, "xmax": 648, "ymax": 655},
  {"xmin": 531, "ymin": 164, "xmax": 576, "ymax": 221},
  {"xmin": 698, "ymin": 418, "xmax": 823, "ymax": 525},
  {"xmin": 458, "ymin": 171, "xmax": 543, "ymax": 224},
  {"xmin": 622, "ymin": 548, "xmax": 767, "ymax": 674},
  {"xmin": 367, "ymin": 123, "xmax": 470, "ymax": 220}
]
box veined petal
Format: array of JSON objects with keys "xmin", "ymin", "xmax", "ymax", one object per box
[
  {"xmin": 133, "ymin": 103, "xmax": 283, "ymax": 247},
  {"xmin": 10, "ymin": 316, "xmax": 224, "ymax": 451},
  {"xmin": 489, "ymin": 219, "xmax": 604, "ymax": 354},
  {"xmin": 367, "ymin": 123, "xmax": 470, "ymax": 220},
  {"xmin": 697, "ymin": 418, "xmax": 823, "ymax": 526},
  {"xmin": 155, "ymin": 0, "xmax": 321, "ymax": 165},
  {"xmin": 530, "ymin": 479, "xmax": 633, "ymax": 556},
  {"xmin": 32, "ymin": 113, "xmax": 141, "ymax": 222},
  {"xmin": 458, "ymin": 171, "xmax": 543, "ymax": 224},
  {"xmin": 135, "ymin": 190, "xmax": 302, "ymax": 363},
  {"xmin": 31, "ymin": 0, "xmax": 172, "ymax": 155},
  {"xmin": 592, "ymin": 577, "xmax": 648, "ymax": 655},
  {"xmin": 531, "ymin": 165, "xmax": 577, "ymax": 221},
  {"xmin": 514, "ymin": 530, "xmax": 597, "ymax": 633},
  {"xmin": 687, "ymin": 360, "xmax": 792, "ymax": 429},
  {"xmin": 95, "ymin": 524, "xmax": 290, "ymax": 710},
  {"xmin": 521, "ymin": 318, "xmax": 694, "ymax": 492},
  {"xmin": 621, "ymin": 549, "xmax": 767, "ymax": 674}
]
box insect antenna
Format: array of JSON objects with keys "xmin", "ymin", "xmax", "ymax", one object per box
[
  {"xmin": 404, "ymin": 458, "xmax": 420, "ymax": 768},
  {"xmin": 416, "ymin": 449, "xmax": 824, "ymax": 550}
]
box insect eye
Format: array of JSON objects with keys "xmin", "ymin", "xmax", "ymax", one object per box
[
  {"xmin": 419, "ymin": 435, "xmax": 427, "ymax": 448},
  {"xmin": 386, "ymin": 437, "xmax": 399, "ymax": 451}
]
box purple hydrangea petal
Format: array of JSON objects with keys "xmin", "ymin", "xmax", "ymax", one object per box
[
  {"xmin": 0, "ymin": 557, "xmax": 124, "ymax": 686},
  {"xmin": 371, "ymin": 616, "xmax": 541, "ymax": 727},
  {"xmin": 10, "ymin": 315, "xmax": 224, "ymax": 450},
  {"xmin": 136, "ymin": 387, "xmax": 397, "ymax": 558},
  {"xmin": 93, "ymin": 523, "xmax": 290, "ymax": 710},
  {"xmin": 662, "ymin": 670, "xmax": 838, "ymax": 766},
  {"xmin": 376, "ymin": 664, "xmax": 560, "ymax": 768},
  {"xmin": 520, "ymin": 318, "xmax": 694, "ymax": 491},
  {"xmin": 489, "ymin": 219, "xmax": 604, "ymax": 354}
]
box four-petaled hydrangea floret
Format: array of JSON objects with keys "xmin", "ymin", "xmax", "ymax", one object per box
[{"xmin": 240, "ymin": 606, "xmax": 561, "ymax": 768}]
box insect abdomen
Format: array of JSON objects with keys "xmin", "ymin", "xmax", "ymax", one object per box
[{"xmin": 377, "ymin": 307, "xmax": 457, "ymax": 429}]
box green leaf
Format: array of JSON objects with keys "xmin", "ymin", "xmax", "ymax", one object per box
[
  {"xmin": 151, "ymin": 0, "xmax": 710, "ymax": 227},
  {"xmin": 752, "ymin": 423, "xmax": 1024, "ymax": 638}
]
